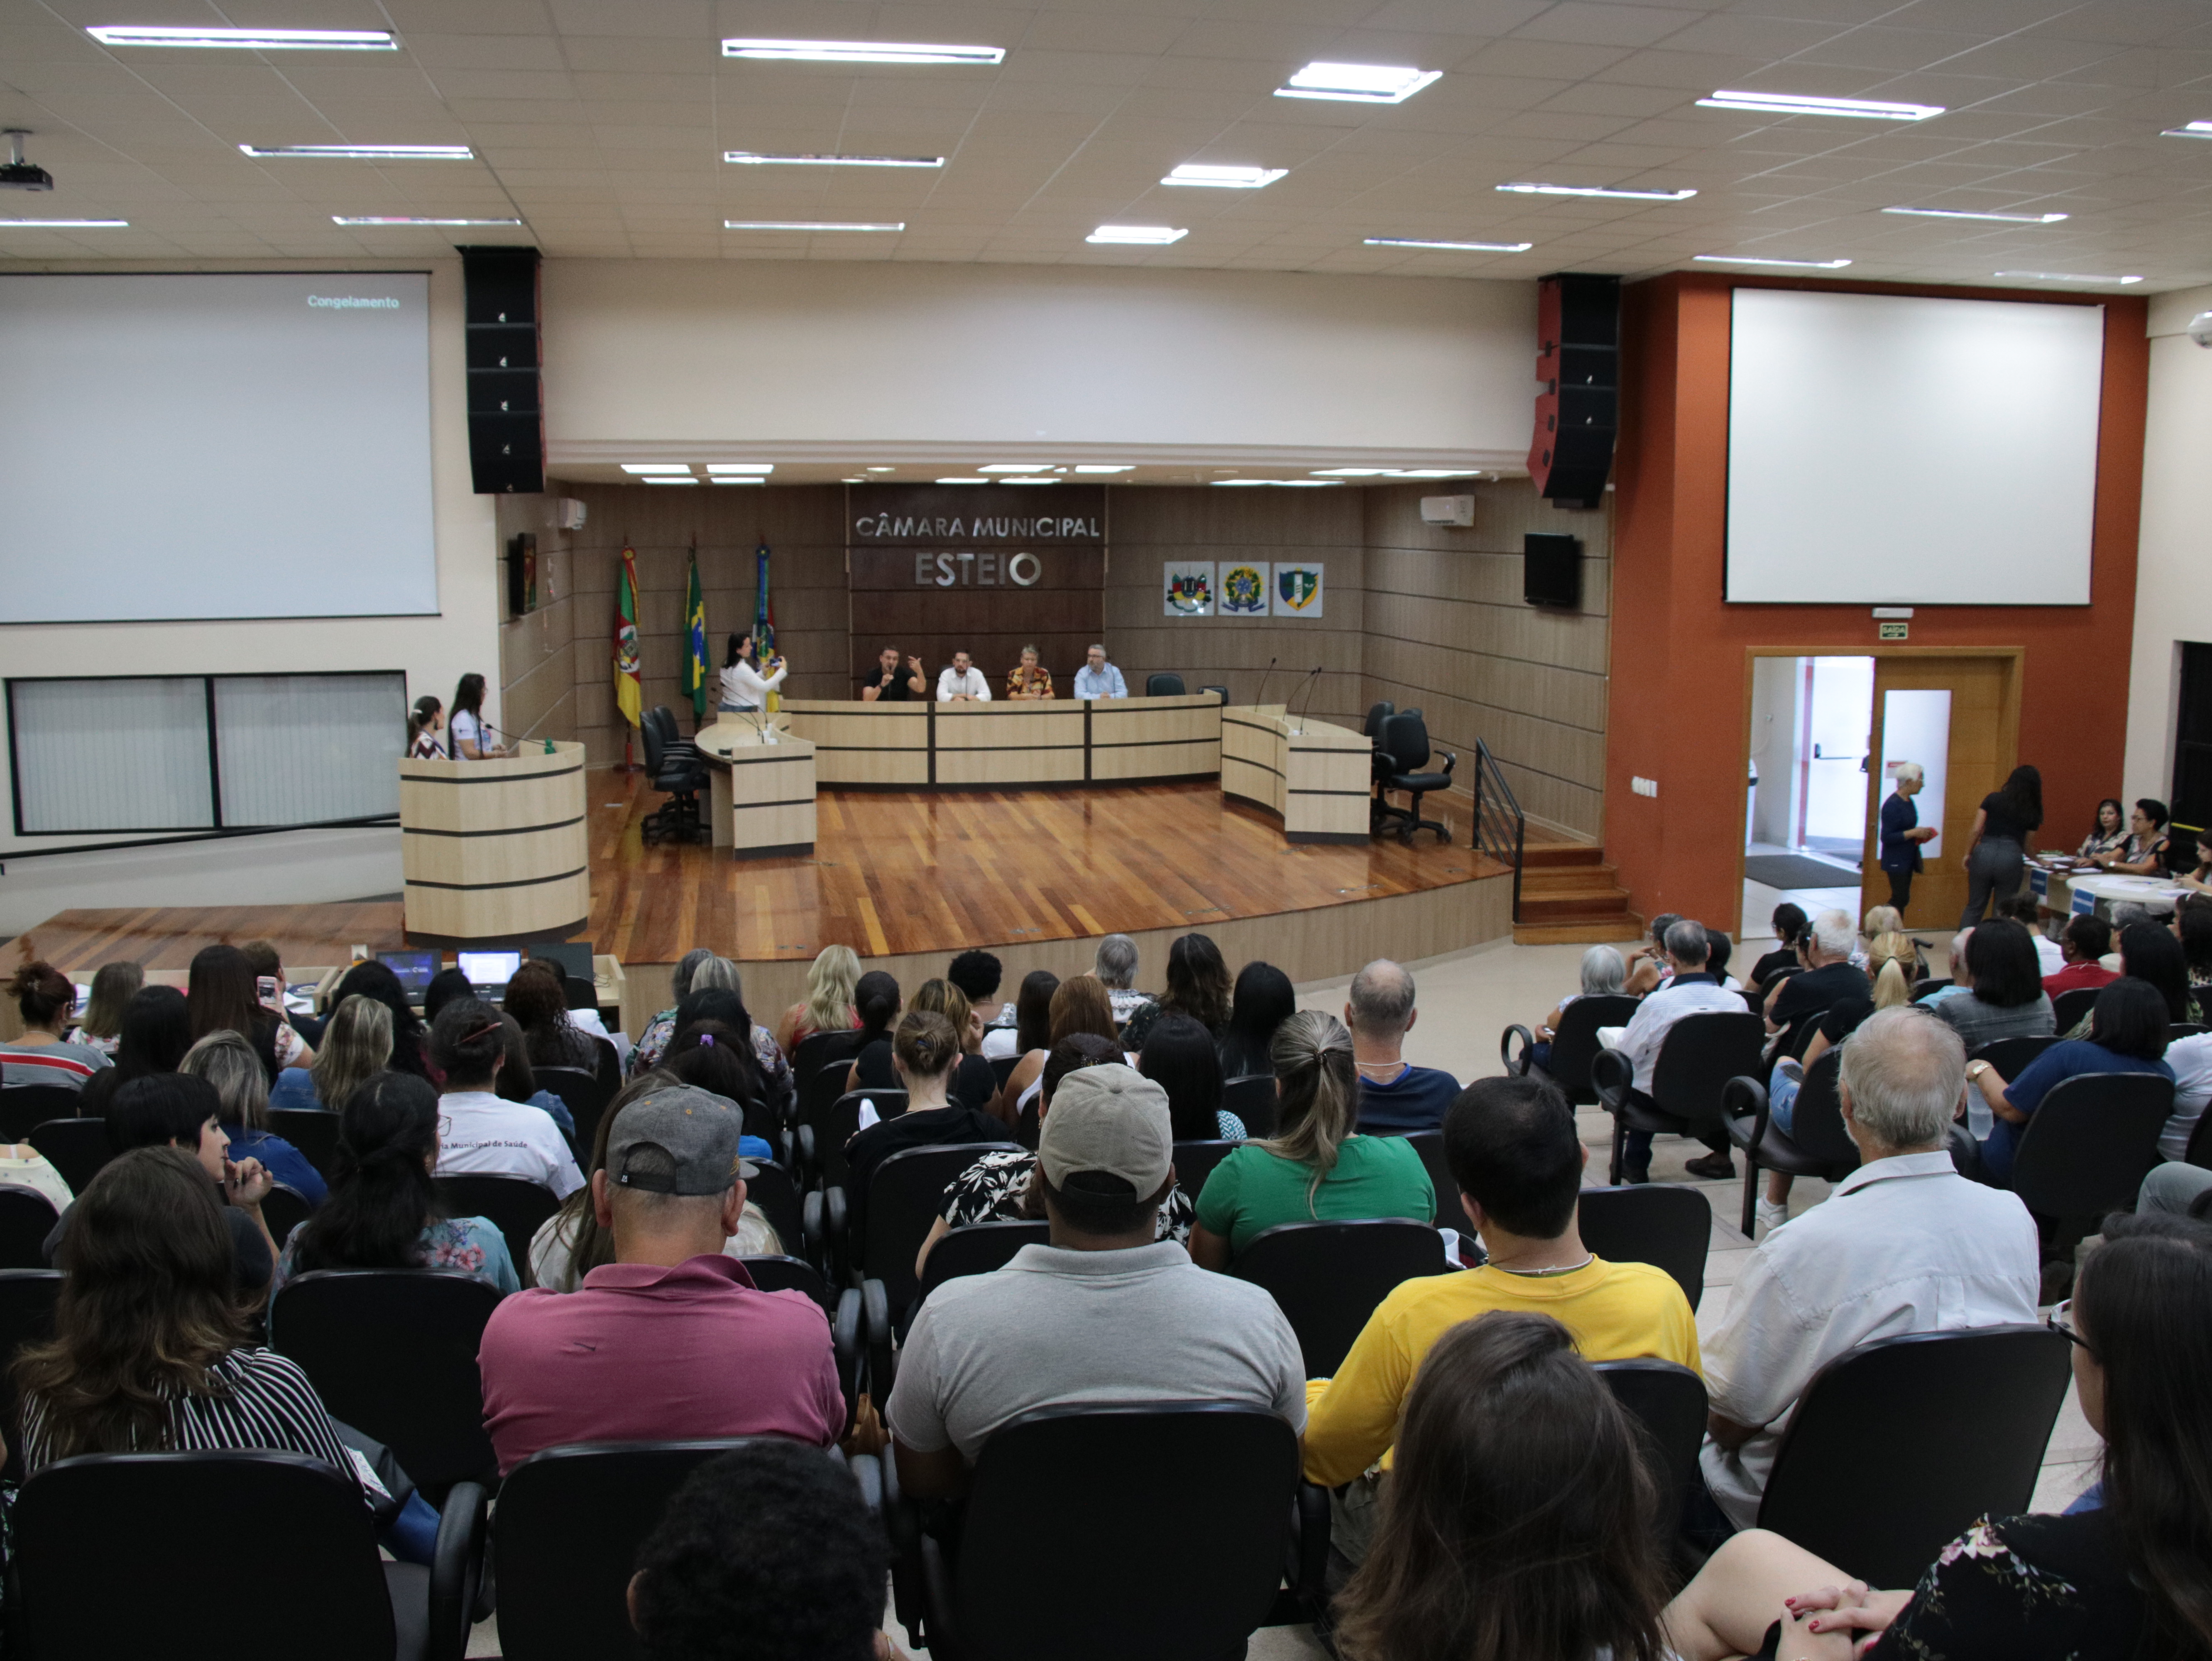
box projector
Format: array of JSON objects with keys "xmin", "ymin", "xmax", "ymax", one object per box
[{"xmin": 0, "ymin": 130, "xmax": 53, "ymax": 191}]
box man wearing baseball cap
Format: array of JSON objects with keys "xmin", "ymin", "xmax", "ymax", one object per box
[
  {"xmin": 479, "ymin": 1083, "xmax": 845, "ymax": 1475},
  {"xmin": 887, "ymin": 1062, "xmax": 1304, "ymax": 1499}
]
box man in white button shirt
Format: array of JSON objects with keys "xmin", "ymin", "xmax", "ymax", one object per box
[
  {"xmin": 1071, "ymin": 644, "xmax": 1128, "ymax": 700},
  {"xmin": 428, "ymin": 999, "xmax": 585, "ymax": 1199},
  {"xmin": 1613, "ymin": 918, "xmax": 1749, "ymax": 1182},
  {"xmin": 1698, "ymin": 1005, "xmax": 2038, "ymax": 1530},
  {"xmin": 936, "ymin": 651, "xmax": 991, "ymax": 703}
]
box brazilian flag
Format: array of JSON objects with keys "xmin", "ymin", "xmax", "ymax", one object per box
[{"xmin": 683, "ymin": 551, "xmax": 708, "ymax": 720}]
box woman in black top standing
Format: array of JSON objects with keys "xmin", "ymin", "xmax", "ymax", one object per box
[{"xmin": 1958, "ymin": 764, "xmax": 2043, "ymax": 931}]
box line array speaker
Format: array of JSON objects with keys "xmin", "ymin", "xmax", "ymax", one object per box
[
  {"xmin": 459, "ymin": 245, "xmax": 543, "ymax": 495},
  {"xmin": 1528, "ymin": 272, "xmax": 1620, "ymax": 508}
]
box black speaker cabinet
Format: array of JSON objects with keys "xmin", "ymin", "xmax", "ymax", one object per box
[
  {"xmin": 460, "ymin": 245, "xmax": 544, "ymax": 495},
  {"xmin": 1528, "ymin": 273, "xmax": 1620, "ymax": 508},
  {"xmin": 1523, "ymin": 533, "xmax": 1582, "ymax": 609}
]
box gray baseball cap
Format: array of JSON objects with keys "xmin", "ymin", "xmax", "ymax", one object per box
[
  {"xmin": 606, "ymin": 1083, "xmax": 746, "ymax": 1196},
  {"xmin": 1037, "ymin": 1063, "xmax": 1172, "ymax": 1194}
]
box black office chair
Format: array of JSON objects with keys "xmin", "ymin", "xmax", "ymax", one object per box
[
  {"xmin": 1373, "ymin": 711, "xmax": 1456, "ymax": 843},
  {"xmin": 1501, "ymin": 994, "xmax": 1642, "ymax": 1106},
  {"xmin": 1592, "ymin": 1011, "xmax": 1767, "ymax": 1185},
  {"xmin": 1722, "ymin": 1058, "xmax": 1860, "ymax": 1238},
  {"xmin": 0, "ymin": 1184, "xmax": 59, "ymax": 1271},
  {"xmin": 28, "ymin": 1117, "xmax": 110, "ymax": 1198},
  {"xmin": 1969, "ymin": 1035, "xmax": 2062, "ymax": 1080},
  {"xmin": 1594, "ymin": 1359, "xmax": 1707, "ymax": 1558},
  {"xmin": 2009, "ymin": 1073, "xmax": 2174, "ymax": 1232},
  {"xmin": 0, "ymin": 1085, "xmax": 87, "ymax": 1142},
  {"xmin": 433, "ymin": 1175, "xmax": 560, "ymax": 1288},
  {"xmin": 1145, "ymin": 673, "xmax": 1186, "ymax": 697},
  {"xmin": 1222, "ymin": 1075, "xmax": 1276, "ymax": 1137},
  {"xmin": 1230, "ymin": 1220, "xmax": 1449, "ymax": 1377},
  {"xmin": 270, "ymin": 1269, "xmax": 504, "ymax": 1500},
  {"xmin": 14, "ymin": 1448, "xmax": 484, "ymax": 1661},
  {"xmin": 1361, "ymin": 700, "xmax": 1395, "ymax": 741},
  {"xmin": 917, "ymin": 1219, "xmax": 1050, "ymax": 1309},
  {"xmin": 0, "ymin": 1269, "xmax": 61, "ymax": 1483},
  {"xmin": 535, "ymin": 1065, "xmax": 614, "ymax": 1149},
  {"xmin": 269, "ymin": 1107, "xmax": 342, "ymax": 1183},
  {"xmin": 896, "ymin": 1404, "xmax": 1301, "ymax": 1661},
  {"xmin": 1402, "ymin": 1129, "xmax": 1458, "ymax": 1226},
  {"xmin": 1576, "ymin": 1184, "xmax": 1709, "ymax": 1311},
  {"xmin": 639, "ymin": 708, "xmax": 708, "ymax": 847},
  {"xmin": 2049, "ymin": 986, "xmax": 2102, "ymax": 1032},
  {"xmin": 259, "ymin": 1181, "xmax": 315, "ymax": 1252},
  {"xmin": 1198, "ymin": 684, "xmax": 1229, "ymax": 704},
  {"xmin": 1757, "ymin": 1326, "xmax": 2072, "ymax": 1588}
]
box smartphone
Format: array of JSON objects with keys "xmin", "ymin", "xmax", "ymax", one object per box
[{"xmin": 256, "ymin": 975, "xmax": 281, "ymax": 1011}]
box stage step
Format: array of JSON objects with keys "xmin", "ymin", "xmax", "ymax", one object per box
[{"xmin": 1512, "ymin": 836, "xmax": 1641, "ymax": 946}]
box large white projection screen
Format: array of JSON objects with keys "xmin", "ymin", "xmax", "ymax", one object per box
[
  {"xmin": 1725, "ymin": 289, "xmax": 2104, "ymax": 606},
  {"xmin": 0, "ymin": 272, "xmax": 436, "ymax": 622}
]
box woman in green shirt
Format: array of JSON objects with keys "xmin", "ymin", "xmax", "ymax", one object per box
[{"xmin": 1190, "ymin": 1010, "xmax": 1433, "ymax": 1267}]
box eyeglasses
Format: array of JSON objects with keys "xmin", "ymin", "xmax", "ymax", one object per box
[
  {"xmin": 437, "ymin": 1116, "xmax": 453, "ymax": 1142},
  {"xmin": 2047, "ymin": 1299, "xmax": 2092, "ymax": 1353}
]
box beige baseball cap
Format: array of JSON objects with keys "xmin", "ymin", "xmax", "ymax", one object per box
[{"xmin": 1037, "ymin": 1063, "xmax": 1172, "ymax": 1193}]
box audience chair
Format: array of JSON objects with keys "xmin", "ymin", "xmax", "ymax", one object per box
[
  {"xmin": 1372, "ymin": 711, "xmax": 1456, "ymax": 844},
  {"xmin": 743, "ymin": 1158, "xmax": 804, "ymax": 1258},
  {"xmin": 27, "ymin": 1117, "xmax": 110, "ymax": 1199},
  {"xmin": 1221, "ymin": 1075, "xmax": 1276, "ymax": 1138},
  {"xmin": 0, "ymin": 1269, "xmax": 61, "ymax": 1484},
  {"xmin": 0, "ymin": 1184, "xmax": 58, "ymax": 1271},
  {"xmin": 1757, "ymin": 1325, "xmax": 2071, "ymax": 1588},
  {"xmin": 2048, "ymin": 986, "xmax": 2102, "ymax": 1032},
  {"xmin": 534, "ymin": 1066, "xmax": 614, "ymax": 1149},
  {"xmin": 1230, "ymin": 1220, "xmax": 1449, "ymax": 1378},
  {"xmin": 916, "ymin": 1220, "xmax": 1050, "ymax": 1310},
  {"xmin": 1145, "ymin": 672, "xmax": 1186, "ymax": 696},
  {"xmin": 269, "ymin": 1107, "xmax": 342, "ymax": 1182},
  {"xmin": 987, "ymin": 1053, "xmax": 1020, "ymax": 1090},
  {"xmin": 896, "ymin": 1404, "xmax": 1301, "ymax": 1661},
  {"xmin": 731, "ymin": 1259, "xmax": 864, "ymax": 1433},
  {"xmin": 1593, "ymin": 1359, "xmax": 1708, "ymax": 1563},
  {"xmin": 1968, "ymin": 1035, "xmax": 2061, "ymax": 1082},
  {"xmin": 790, "ymin": 1028, "xmax": 868, "ymax": 1100},
  {"xmin": 494, "ymin": 1440, "xmax": 853, "ymax": 1661},
  {"xmin": 851, "ymin": 1142, "xmax": 1023, "ymax": 1386},
  {"xmin": 1170, "ymin": 1138, "xmax": 1238, "ymax": 1207},
  {"xmin": 2008, "ymin": 1072, "xmax": 2173, "ymax": 1235},
  {"xmin": 259, "ymin": 1181, "xmax": 314, "ymax": 1252},
  {"xmin": 432, "ymin": 1176, "xmax": 560, "ymax": 1290},
  {"xmin": 1592, "ymin": 1012, "xmax": 1767, "ymax": 1186},
  {"xmin": 1500, "ymin": 994, "xmax": 1642, "ymax": 1106},
  {"xmin": 2172, "ymin": 1021, "xmax": 2210, "ymax": 1040},
  {"xmin": 1576, "ymin": 1185, "xmax": 1708, "ymax": 1311},
  {"xmin": 2185, "ymin": 1105, "xmax": 2212, "ymax": 1170},
  {"xmin": 0, "ymin": 1085, "xmax": 86, "ymax": 1143},
  {"xmin": 796, "ymin": 1085, "xmax": 908, "ymax": 1195},
  {"xmin": 13, "ymin": 1448, "xmax": 485, "ymax": 1661},
  {"xmin": 1722, "ymin": 1061, "xmax": 1860, "ymax": 1239},
  {"xmin": 1909, "ymin": 978, "xmax": 1952, "ymax": 1002},
  {"xmin": 1401, "ymin": 1130, "xmax": 1459, "ymax": 1227},
  {"xmin": 271, "ymin": 1269, "xmax": 504, "ymax": 1501}
]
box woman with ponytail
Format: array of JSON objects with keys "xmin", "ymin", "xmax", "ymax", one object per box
[
  {"xmin": 273, "ymin": 1070, "xmax": 519, "ymax": 1296},
  {"xmin": 1190, "ymin": 1009, "xmax": 1433, "ymax": 1269}
]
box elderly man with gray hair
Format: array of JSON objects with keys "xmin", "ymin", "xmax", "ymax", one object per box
[
  {"xmin": 1343, "ymin": 959, "xmax": 1462, "ymax": 1133},
  {"xmin": 1613, "ymin": 919, "xmax": 1750, "ymax": 1183},
  {"xmin": 1696, "ymin": 1006, "xmax": 2039, "ymax": 1531},
  {"xmin": 1092, "ymin": 934, "xmax": 1155, "ymax": 1030},
  {"xmin": 1877, "ymin": 760, "xmax": 1938, "ymax": 915}
]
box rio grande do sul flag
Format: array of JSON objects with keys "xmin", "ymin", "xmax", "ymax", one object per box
[{"xmin": 614, "ymin": 546, "xmax": 642, "ymax": 729}]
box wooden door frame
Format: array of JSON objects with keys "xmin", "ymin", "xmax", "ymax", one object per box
[{"xmin": 1735, "ymin": 646, "xmax": 2023, "ymax": 938}]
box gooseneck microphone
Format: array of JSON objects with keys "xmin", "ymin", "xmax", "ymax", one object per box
[
  {"xmin": 1254, "ymin": 657, "xmax": 1279, "ymax": 709},
  {"xmin": 1290, "ymin": 666, "xmax": 1324, "ymax": 734}
]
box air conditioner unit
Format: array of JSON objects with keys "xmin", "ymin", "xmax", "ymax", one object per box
[
  {"xmin": 551, "ymin": 497, "xmax": 587, "ymax": 531},
  {"xmin": 1420, "ymin": 494, "xmax": 1474, "ymax": 527}
]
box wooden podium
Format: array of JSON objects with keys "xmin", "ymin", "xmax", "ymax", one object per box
[{"xmin": 399, "ymin": 742, "xmax": 590, "ymax": 944}]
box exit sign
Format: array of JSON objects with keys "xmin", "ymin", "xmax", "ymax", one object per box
[{"xmin": 1879, "ymin": 620, "xmax": 1910, "ymax": 640}]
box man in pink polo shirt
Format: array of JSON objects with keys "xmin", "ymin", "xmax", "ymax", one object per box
[{"xmin": 477, "ymin": 1083, "xmax": 844, "ymax": 1475}]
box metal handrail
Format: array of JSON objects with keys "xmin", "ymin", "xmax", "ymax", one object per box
[{"xmin": 1472, "ymin": 738, "xmax": 1528, "ymax": 921}]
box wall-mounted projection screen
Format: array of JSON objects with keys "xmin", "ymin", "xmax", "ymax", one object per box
[
  {"xmin": 1725, "ymin": 289, "xmax": 2104, "ymax": 606},
  {"xmin": 0, "ymin": 272, "xmax": 436, "ymax": 623}
]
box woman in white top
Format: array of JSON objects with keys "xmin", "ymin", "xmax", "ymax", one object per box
[
  {"xmin": 448, "ymin": 674, "xmax": 509, "ymax": 760},
  {"xmin": 718, "ymin": 632, "xmax": 787, "ymax": 713}
]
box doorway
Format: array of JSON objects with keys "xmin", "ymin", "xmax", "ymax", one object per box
[{"xmin": 1745, "ymin": 656, "xmax": 1872, "ymax": 924}]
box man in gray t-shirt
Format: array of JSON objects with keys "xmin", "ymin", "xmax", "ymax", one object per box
[{"xmin": 887, "ymin": 1064, "xmax": 1304, "ymax": 1494}]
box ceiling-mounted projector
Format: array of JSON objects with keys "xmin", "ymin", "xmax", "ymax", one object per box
[{"xmin": 1, "ymin": 130, "xmax": 54, "ymax": 191}]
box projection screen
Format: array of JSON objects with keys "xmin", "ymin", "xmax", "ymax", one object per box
[
  {"xmin": 0, "ymin": 271, "xmax": 436, "ymax": 622},
  {"xmin": 1725, "ymin": 288, "xmax": 2104, "ymax": 606}
]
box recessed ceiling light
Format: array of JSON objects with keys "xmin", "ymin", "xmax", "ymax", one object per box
[
  {"xmin": 1365, "ymin": 237, "xmax": 1533, "ymax": 252},
  {"xmin": 1001, "ymin": 477, "xmax": 1058, "ymax": 485},
  {"xmin": 0, "ymin": 218, "xmax": 129, "ymax": 228},
  {"xmin": 240, "ymin": 143, "xmax": 473, "ymax": 159},
  {"xmin": 1694, "ymin": 253, "xmax": 1852, "ymax": 269},
  {"xmin": 722, "ymin": 39, "xmax": 1003, "ymax": 65},
  {"xmin": 622, "ymin": 464, "xmax": 692, "ymax": 475},
  {"xmin": 2160, "ymin": 121, "xmax": 2212, "ymax": 139},
  {"xmin": 333, "ymin": 215, "xmax": 522, "ymax": 226},
  {"xmin": 1088, "ymin": 225, "xmax": 1187, "ymax": 245},
  {"xmin": 1698, "ymin": 90, "xmax": 1942, "ymax": 121},
  {"xmin": 1312, "ymin": 468, "xmax": 1389, "ymax": 476},
  {"xmin": 1498, "ymin": 182, "xmax": 1696, "ymax": 201},
  {"xmin": 710, "ymin": 477, "xmax": 763, "ymax": 484},
  {"xmin": 644, "ymin": 477, "xmax": 699, "ymax": 485},
  {"xmin": 1995, "ymin": 269, "xmax": 2143, "ymax": 284},
  {"xmin": 1883, "ymin": 206, "xmax": 2066, "ymax": 223},
  {"xmin": 865, "ymin": 466, "xmax": 895, "ymax": 473},
  {"xmin": 89, "ymin": 25, "xmax": 396, "ymax": 49},
  {"xmin": 724, "ymin": 219, "xmax": 905, "ymax": 232},
  {"xmin": 842, "ymin": 476, "xmax": 867, "ymax": 483},
  {"xmin": 936, "ymin": 477, "xmax": 991, "ymax": 484},
  {"xmin": 1071, "ymin": 465, "xmax": 1132, "ymax": 473},
  {"xmin": 705, "ymin": 464, "xmax": 774, "ymax": 474},
  {"xmin": 1163, "ymin": 164, "xmax": 1287, "ymax": 189},
  {"xmin": 1275, "ymin": 62, "xmax": 1439, "ymax": 104},
  {"xmin": 723, "ymin": 151, "xmax": 943, "ymax": 168}
]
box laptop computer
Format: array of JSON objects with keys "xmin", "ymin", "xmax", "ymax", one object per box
[
  {"xmin": 529, "ymin": 941, "xmax": 595, "ymax": 982},
  {"xmin": 375, "ymin": 948, "xmax": 440, "ymax": 1002},
  {"xmin": 457, "ymin": 949, "xmax": 523, "ymax": 1000}
]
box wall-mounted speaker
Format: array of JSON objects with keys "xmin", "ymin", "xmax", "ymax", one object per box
[
  {"xmin": 1524, "ymin": 532, "xmax": 1583, "ymax": 610},
  {"xmin": 459, "ymin": 245, "xmax": 544, "ymax": 495},
  {"xmin": 1528, "ymin": 273, "xmax": 1620, "ymax": 508}
]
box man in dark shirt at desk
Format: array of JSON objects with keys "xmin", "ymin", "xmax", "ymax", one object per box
[{"xmin": 860, "ymin": 646, "xmax": 925, "ymax": 702}]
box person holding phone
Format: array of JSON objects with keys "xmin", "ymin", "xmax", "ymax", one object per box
[
  {"xmin": 718, "ymin": 632, "xmax": 787, "ymax": 714},
  {"xmin": 861, "ymin": 646, "xmax": 926, "ymax": 702}
]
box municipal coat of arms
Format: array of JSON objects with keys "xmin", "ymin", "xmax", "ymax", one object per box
[
  {"xmin": 1168, "ymin": 571, "xmax": 1211, "ymax": 614},
  {"xmin": 1277, "ymin": 567, "xmax": 1321, "ymax": 611},
  {"xmin": 1221, "ymin": 564, "xmax": 1268, "ymax": 615}
]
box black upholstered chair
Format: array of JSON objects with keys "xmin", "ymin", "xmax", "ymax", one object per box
[
  {"xmin": 1145, "ymin": 673, "xmax": 1186, "ymax": 696},
  {"xmin": 1373, "ymin": 711, "xmax": 1456, "ymax": 843}
]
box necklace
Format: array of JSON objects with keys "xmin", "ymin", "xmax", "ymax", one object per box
[{"xmin": 1495, "ymin": 1254, "xmax": 1594, "ymax": 1278}]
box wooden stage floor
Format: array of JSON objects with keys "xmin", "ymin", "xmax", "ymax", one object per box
[{"xmin": 10, "ymin": 772, "xmax": 1508, "ymax": 973}]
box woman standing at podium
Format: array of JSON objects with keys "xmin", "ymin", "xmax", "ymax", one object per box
[
  {"xmin": 406, "ymin": 696, "xmax": 445, "ymax": 759},
  {"xmin": 718, "ymin": 632, "xmax": 786, "ymax": 715},
  {"xmin": 448, "ymin": 673, "xmax": 509, "ymax": 760}
]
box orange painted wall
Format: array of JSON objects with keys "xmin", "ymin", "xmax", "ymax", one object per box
[{"xmin": 1605, "ymin": 273, "xmax": 2148, "ymax": 932}]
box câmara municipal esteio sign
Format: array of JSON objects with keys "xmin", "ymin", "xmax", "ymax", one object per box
[{"xmin": 849, "ymin": 486, "xmax": 1107, "ymax": 588}]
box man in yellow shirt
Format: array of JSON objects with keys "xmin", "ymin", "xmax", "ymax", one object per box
[{"xmin": 1302, "ymin": 1075, "xmax": 1700, "ymax": 1563}]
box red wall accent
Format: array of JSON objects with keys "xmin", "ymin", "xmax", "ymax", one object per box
[{"xmin": 1605, "ymin": 273, "xmax": 2148, "ymax": 932}]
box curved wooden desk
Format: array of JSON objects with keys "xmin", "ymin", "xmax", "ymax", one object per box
[
  {"xmin": 1222, "ymin": 706, "xmax": 1373, "ymax": 845},
  {"xmin": 696, "ymin": 716, "xmax": 818, "ymax": 857},
  {"xmin": 399, "ymin": 741, "xmax": 589, "ymax": 943},
  {"xmin": 781, "ymin": 693, "xmax": 1222, "ymax": 789}
]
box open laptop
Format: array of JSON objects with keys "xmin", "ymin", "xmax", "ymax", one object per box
[
  {"xmin": 375, "ymin": 948, "xmax": 440, "ymax": 1003},
  {"xmin": 457, "ymin": 949, "xmax": 523, "ymax": 1001}
]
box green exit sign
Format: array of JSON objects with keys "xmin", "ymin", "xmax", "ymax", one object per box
[{"xmin": 1879, "ymin": 620, "xmax": 1910, "ymax": 641}]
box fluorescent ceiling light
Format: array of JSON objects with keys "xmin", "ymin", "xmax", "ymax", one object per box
[
  {"xmin": 1883, "ymin": 206, "xmax": 2066, "ymax": 224},
  {"xmin": 724, "ymin": 219, "xmax": 904, "ymax": 231},
  {"xmin": 0, "ymin": 218, "xmax": 128, "ymax": 228},
  {"xmin": 1390, "ymin": 468, "xmax": 1475, "ymax": 478},
  {"xmin": 723, "ymin": 39, "xmax": 1003, "ymax": 65},
  {"xmin": 865, "ymin": 466, "xmax": 895, "ymax": 473},
  {"xmin": 1212, "ymin": 478, "xmax": 1270, "ymax": 486},
  {"xmin": 622, "ymin": 463, "xmax": 692, "ymax": 475},
  {"xmin": 936, "ymin": 477, "xmax": 991, "ymax": 484},
  {"xmin": 842, "ymin": 476, "xmax": 867, "ymax": 483},
  {"xmin": 979, "ymin": 464, "xmax": 1043, "ymax": 472},
  {"xmin": 1312, "ymin": 468, "xmax": 1389, "ymax": 476},
  {"xmin": 333, "ymin": 215, "xmax": 522, "ymax": 226},
  {"xmin": 240, "ymin": 143, "xmax": 472, "ymax": 159},
  {"xmin": 1995, "ymin": 269, "xmax": 2142, "ymax": 284},
  {"xmin": 88, "ymin": 25, "xmax": 395, "ymax": 49},
  {"xmin": 1276, "ymin": 62, "xmax": 1439, "ymax": 104},
  {"xmin": 710, "ymin": 477, "xmax": 763, "ymax": 484},
  {"xmin": 1163, "ymin": 164, "xmax": 1287, "ymax": 189},
  {"xmin": 1001, "ymin": 477, "xmax": 1058, "ymax": 485},
  {"xmin": 705, "ymin": 463, "xmax": 774, "ymax": 474},
  {"xmin": 1072, "ymin": 465, "xmax": 1131, "ymax": 473},
  {"xmin": 1694, "ymin": 253, "xmax": 1852, "ymax": 269},
  {"xmin": 1088, "ymin": 225, "xmax": 1186, "ymax": 245},
  {"xmin": 1698, "ymin": 89, "xmax": 1942, "ymax": 121},
  {"xmin": 2161, "ymin": 121, "xmax": 2212, "ymax": 138},
  {"xmin": 1498, "ymin": 181, "xmax": 1695, "ymax": 201},
  {"xmin": 1211, "ymin": 478, "xmax": 1340, "ymax": 488},
  {"xmin": 1365, "ymin": 237, "xmax": 1532, "ymax": 252},
  {"xmin": 644, "ymin": 477, "xmax": 698, "ymax": 485},
  {"xmin": 724, "ymin": 151, "xmax": 943, "ymax": 168}
]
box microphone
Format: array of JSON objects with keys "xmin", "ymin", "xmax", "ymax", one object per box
[
  {"xmin": 1254, "ymin": 657, "xmax": 1279, "ymax": 710},
  {"xmin": 1290, "ymin": 666, "xmax": 1324, "ymax": 734}
]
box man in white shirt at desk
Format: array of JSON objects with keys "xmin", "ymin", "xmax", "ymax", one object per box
[
  {"xmin": 1072, "ymin": 644, "xmax": 1128, "ymax": 700},
  {"xmin": 937, "ymin": 652, "xmax": 991, "ymax": 703}
]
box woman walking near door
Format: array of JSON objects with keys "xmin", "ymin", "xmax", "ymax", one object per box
[{"xmin": 1959, "ymin": 764, "xmax": 2043, "ymax": 930}]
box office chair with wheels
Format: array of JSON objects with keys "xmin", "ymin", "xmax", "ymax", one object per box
[
  {"xmin": 1145, "ymin": 673, "xmax": 1186, "ymax": 696},
  {"xmin": 1374, "ymin": 711, "xmax": 1456, "ymax": 843},
  {"xmin": 1198, "ymin": 684, "xmax": 1229, "ymax": 704},
  {"xmin": 639, "ymin": 711, "xmax": 707, "ymax": 846},
  {"xmin": 1363, "ymin": 700, "xmax": 1396, "ymax": 815}
]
